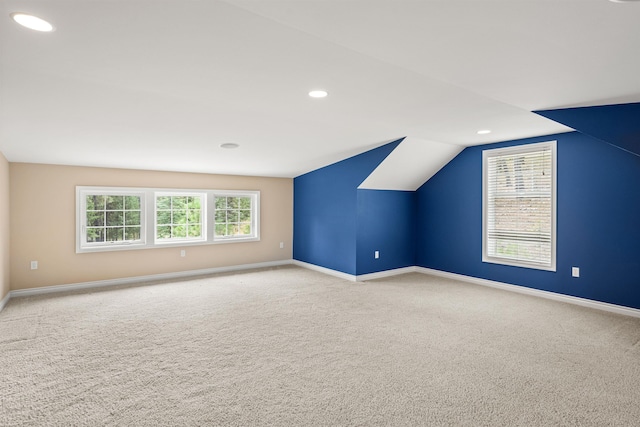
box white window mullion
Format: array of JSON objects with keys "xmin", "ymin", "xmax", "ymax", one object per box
[
  {"xmin": 482, "ymin": 141, "xmax": 556, "ymax": 271},
  {"xmin": 77, "ymin": 186, "xmax": 260, "ymax": 252},
  {"xmin": 76, "ymin": 187, "xmax": 147, "ymax": 253},
  {"xmin": 212, "ymin": 190, "xmax": 260, "ymax": 242},
  {"xmin": 146, "ymin": 189, "xmax": 155, "ymax": 250},
  {"xmin": 154, "ymin": 192, "xmax": 206, "ymax": 244}
]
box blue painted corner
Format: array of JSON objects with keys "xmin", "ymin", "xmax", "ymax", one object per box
[
  {"xmin": 535, "ymin": 102, "xmax": 640, "ymax": 157},
  {"xmin": 294, "ymin": 140, "xmax": 402, "ymax": 275},
  {"xmin": 416, "ymin": 131, "xmax": 640, "ymax": 309},
  {"xmin": 293, "ymin": 105, "xmax": 640, "ymax": 311},
  {"xmin": 356, "ymin": 189, "xmax": 416, "ymax": 275}
]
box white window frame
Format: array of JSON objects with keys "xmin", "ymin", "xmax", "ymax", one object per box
[
  {"xmin": 77, "ymin": 188, "xmax": 147, "ymax": 252},
  {"xmin": 212, "ymin": 190, "xmax": 260, "ymax": 243},
  {"xmin": 154, "ymin": 192, "xmax": 207, "ymax": 245},
  {"xmin": 482, "ymin": 141, "xmax": 557, "ymax": 271},
  {"xmin": 76, "ymin": 186, "xmax": 260, "ymax": 253}
]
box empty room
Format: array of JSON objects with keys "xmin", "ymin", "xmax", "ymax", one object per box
[{"xmin": 2, "ymin": 1, "xmax": 640, "ymax": 425}]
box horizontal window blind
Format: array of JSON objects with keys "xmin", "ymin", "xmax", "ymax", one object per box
[{"xmin": 485, "ymin": 143, "xmax": 554, "ymax": 268}]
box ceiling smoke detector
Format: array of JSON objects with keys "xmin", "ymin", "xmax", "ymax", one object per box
[{"xmin": 220, "ymin": 143, "xmax": 240, "ymax": 149}]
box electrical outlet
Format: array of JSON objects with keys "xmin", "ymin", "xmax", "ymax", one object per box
[
  {"xmin": 279, "ymin": 242, "xmax": 284, "ymax": 249},
  {"xmin": 180, "ymin": 250, "xmax": 186, "ymax": 257},
  {"xmin": 30, "ymin": 261, "xmax": 38, "ymax": 270},
  {"xmin": 374, "ymin": 251, "xmax": 380, "ymax": 259},
  {"xmin": 572, "ymin": 267, "xmax": 580, "ymax": 278}
]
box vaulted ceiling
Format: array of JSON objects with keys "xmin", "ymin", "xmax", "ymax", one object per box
[
  {"xmin": 536, "ymin": 102, "xmax": 640, "ymax": 157},
  {"xmin": 1, "ymin": 1, "xmax": 639, "ymax": 178}
]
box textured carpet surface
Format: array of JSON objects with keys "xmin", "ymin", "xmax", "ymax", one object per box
[{"xmin": 1, "ymin": 266, "xmax": 640, "ymax": 426}]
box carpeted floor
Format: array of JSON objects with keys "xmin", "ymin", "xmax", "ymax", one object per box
[{"xmin": 1, "ymin": 265, "xmax": 640, "ymax": 426}]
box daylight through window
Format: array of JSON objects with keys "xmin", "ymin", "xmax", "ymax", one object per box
[
  {"xmin": 214, "ymin": 196, "xmax": 253, "ymax": 239},
  {"xmin": 81, "ymin": 192, "xmax": 145, "ymax": 249},
  {"xmin": 77, "ymin": 187, "xmax": 259, "ymax": 253},
  {"xmin": 483, "ymin": 141, "xmax": 556, "ymax": 270},
  {"xmin": 155, "ymin": 194, "xmax": 205, "ymax": 243}
]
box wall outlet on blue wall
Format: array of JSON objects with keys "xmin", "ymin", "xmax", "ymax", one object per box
[
  {"xmin": 374, "ymin": 251, "xmax": 380, "ymax": 259},
  {"xmin": 572, "ymin": 267, "xmax": 580, "ymax": 278}
]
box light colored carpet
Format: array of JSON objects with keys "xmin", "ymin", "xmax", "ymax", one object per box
[{"xmin": 1, "ymin": 265, "xmax": 640, "ymax": 426}]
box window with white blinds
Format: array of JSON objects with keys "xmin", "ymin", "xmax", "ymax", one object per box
[{"xmin": 482, "ymin": 141, "xmax": 556, "ymax": 271}]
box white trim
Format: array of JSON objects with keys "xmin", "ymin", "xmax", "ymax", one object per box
[
  {"xmin": 212, "ymin": 191, "xmax": 260, "ymax": 243},
  {"xmin": 9, "ymin": 260, "xmax": 292, "ymax": 299},
  {"xmin": 4, "ymin": 261, "xmax": 639, "ymax": 320},
  {"xmin": 291, "ymin": 260, "xmax": 357, "ymax": 281},
  {"xmin": 154, "ymin": 191, "xmax": 207, "ymax": 245},
  {"xmin": 77, "ymin": 187, "xmax": 147, "ymax": 253},
  {"xmin": 0, "ymin": 291, "xmax": 10, "ymax": 313},
  {"xmin": 291, "ymin": 261, "xmax": 640, "ymax": 318},
  {"xmin": 357, "ymin": 266, "xmax": 417, "ymax": 281},
  {"xmin": 291, "ymin": 260, "xmax": 416, "ymax": 282},
  {"xmin": 76, "ymin": 186, "xmax": 261, "ymax": 253},
  {"xmin": 482, "ymin": 141, "xmax": 557, "ymax": 272},
  {"xmin": 416, "ymin": 267, "xmax": 640, "ymax": 319}
]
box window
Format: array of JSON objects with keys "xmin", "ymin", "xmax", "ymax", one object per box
[
  {"xmin": 214, "ymin": 194, "xmax": 257, "ymax": 241},
  {"xmin": 77, "ymin": 187, "xmax": 260, "ymax": 253},
  {"xmin": 78, "ymin": 189, "xmax": 146, "ymax": 251},
  {"xmin": 482, "ymin": 141, "xmax": 556, "ymax": 271},
  {"xmin": 155, "ymin": 193, "xmax": 205, "ymax": 243}
]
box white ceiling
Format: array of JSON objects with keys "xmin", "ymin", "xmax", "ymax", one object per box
[
  {"xmin": 359, "ymin": 137, "xmax": 463, "ymax": 191},
  {"xmin": 1, "ymin": 0, "xmax": 639, "ymax": 178}
]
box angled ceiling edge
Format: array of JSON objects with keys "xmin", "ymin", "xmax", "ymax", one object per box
[
  {"xmin": 535, "ymin": 102, "xmax": 640, "ymax": 157},
  {"xmin": 358, "ymin": 136, "xmax": 463, "ymax": 191}
]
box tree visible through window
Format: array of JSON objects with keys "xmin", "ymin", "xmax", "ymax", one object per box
[
  {"xmin": 483, "ymin": 141, "xmax": 556, "ymax": 270},
  {"xmin": 215, "ymin": 196, "xmax": 253, "ymax": 238},
  {"xmin": 85, "ymin": 194, "xmax": 142, "ymax": 244},
  {"xmin": 155, "ymin": 194, "xmax": 204, "ymax": 242},
  {"xmin": 77, "ymin": 187, "xmax": 259, "ymax": 252}
]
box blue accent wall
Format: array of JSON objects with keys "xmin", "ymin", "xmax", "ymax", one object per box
[
  {"xmin": 356, "ymin": 190, "xmax": 416, "ymax": 275},
  {"xmin": 536, "ymin": 102, "xmax": 640, "ymax": 157},
  {"xmin": 293, "ymin": 140, "xmax": 402, "ymax": 275},
  {"xmin": 416, "ymin": 131, "xmax": 640, "ymax": 309}
]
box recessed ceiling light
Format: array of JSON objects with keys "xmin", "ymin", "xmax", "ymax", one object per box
[
  {"xmin": 10, "ymin": 12, "xmax": 54, "ymax": 32},
  {"xmin": 220, "ymin": 143, "xmax": 239, "ymax": 149},
  {"xmin": 309, "ymin": 90, "xmax": 328, "ymax": 98},
  {"xmin": 609, "ymin": 0, "xmax": 640, "ymax": 3},
  {"xmin": 477, "ymin": 129, "xmax": 492, "ymax": 135}
]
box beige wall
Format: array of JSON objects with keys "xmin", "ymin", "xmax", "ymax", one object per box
[
  {"xmin": 0, "ymin": 153, "xmax": 10, "ymax": 300},
  {"xmin": 10, "ymin": 163, "xmax": 293, "ymax": 290}
]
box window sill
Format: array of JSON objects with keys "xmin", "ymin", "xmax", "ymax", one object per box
[
  {"xmin": 77, "ymin": 237, "xmax": 261, "ymax": 254},
  {"xmin": 482, "ymin": 256, "xmax": 556, "ymax": 272}
]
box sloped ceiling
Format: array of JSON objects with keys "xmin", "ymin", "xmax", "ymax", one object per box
[
  {"xmin": 358, "ymin": 137, "xmax": 463, "ymax": 191},
  {"xmin": 535, "ymin": 102, "xmax": 640, "ymax": 157},
  {"xmin": 1, "ymin": 1, "xmax": 639, "ymax": 178}
]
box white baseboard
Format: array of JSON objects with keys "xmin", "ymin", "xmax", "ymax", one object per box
[
  {"xmin": 8, "ymin": 260, "xmax": 293, "ymax": 300},
  {"xmin": 4, "ymin": 260, "xmax": 639, "ymax": 320},
  {"xmin": 292, "ymin": 260, "xmax": 357, "ymax": 281},
  {"xmin": 357, "ymin": 266, "xmax": 417, "ymax": 281},
  {"xmin": 0, "ymin": 291, "xmax": 10, "ymax": 313},
  {"xmin": 416, "ymin": 267, "xmax": 640, "ymax": 319},
  {"xmin": 292, "ymin": 260, "xmax": 417, "ymax": 282},
  {"xmin": 291, "ymin": 261, "xmax": 640, "ymax": 318}
]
